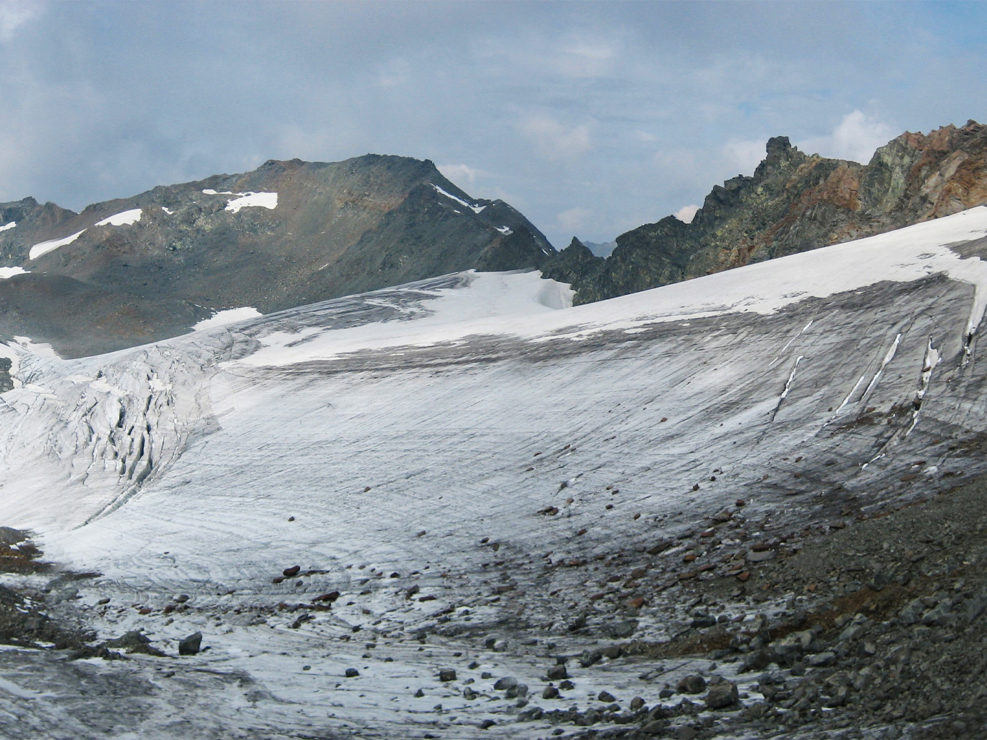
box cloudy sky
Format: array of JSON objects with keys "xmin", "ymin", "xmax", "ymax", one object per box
[{"xmin": 1, "ymin": 0, "xmax": 985, "ymax": 249}]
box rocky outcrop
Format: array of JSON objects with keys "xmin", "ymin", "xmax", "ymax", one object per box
[
  {"xmin": 545, "ymin": 120, "xmax": 987, "ymax": 304},
  {"xmin": 0, "ymin": 155, "xmax": 554, "ymax": 357}
]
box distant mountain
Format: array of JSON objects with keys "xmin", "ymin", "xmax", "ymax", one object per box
[
  {"xmin": 544, "ymin": 120, "xmax": 987, "ymax": 303},
  {"xmin": 0, "ymin": 155, "xmax": 554, "ymax": 357}
]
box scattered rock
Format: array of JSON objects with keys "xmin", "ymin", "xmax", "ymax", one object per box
[
  {"xmin": 178, "ymin": 631, "xmax": 203, "ymax": 656},
  {"xmin": 676, "ymin": 675, "xmax": 706, "ymax": 694},
  {"xmin": 438, "ymin": 669, "xmax": 457, "ymax": 682},
  {"xmin": 546, "ymin": 664, "xmax": 568, "ymax": 680},
  {"xmin": 607, "ymin": 619, "xmax": 638, "ymax": 639},
  {"xmin": 705, "ymin": 680, "xmax": 739, "ymax": 709},
  {"xmin": 104, "ymin": 630, "xmax": 166, "ymax": 657}
]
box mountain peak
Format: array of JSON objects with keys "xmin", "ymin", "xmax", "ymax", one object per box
[
  {"xmin": 543, "ymin": 120, "xmax": 987, "ymax": 304},
  {"xmin": 765, "ymin": 135, "xmax": 794, "ymax": 156},
  {"xmin": 0, "ymin": 155, "xmax": 553, "ymax": 357}
]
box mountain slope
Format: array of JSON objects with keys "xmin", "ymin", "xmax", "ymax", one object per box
[
  {"xmin": 545, "ymin": 120, "xmax": 987, "ymax": 303},
  {"xmin": 0, "ymin": 156, "xmax": 554, "ymax": 357},
  {"xmin": 1, "ymin": 209, "xmax": 986, "ymax": 737}
]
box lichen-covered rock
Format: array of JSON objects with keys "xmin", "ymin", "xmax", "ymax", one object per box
[{"xmin": 545, "ymin": 120, "xmax": 987, "ymax": 305}]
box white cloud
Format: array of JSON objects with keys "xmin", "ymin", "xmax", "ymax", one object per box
[
  {"xmin": 553, "ymin": 37, "xmax": 617, "ymax": 78},
  {"xmin": 556, "ymin": 206, "xmax": 591, "ymax": 234},
  {"xmin": 800, "ymin": 110, "xmax": 896, "ymax": 163},
  {"xmin": 519, "ymin": 115, "xmax": 592, "ymax": 161},
  {"xmin": 674, "ymin": 204, "xmax": 699, "ymax": 224},
  {"xmin": 0, "ymin": 0, "xmax": 43, "ymax": 42},
  {"xmin": 437, "ymin": 163, "xmax": 483, "ymax": 188},
  {"xmin": 376, "ymin": 58, "xmax": 411, "ymax": 88},
  {"xmin": 722, "ymin": 138, "xmax": 766, "ymax": 175}
]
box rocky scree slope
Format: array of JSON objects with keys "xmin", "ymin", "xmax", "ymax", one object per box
[
  {"xmin": 545, "ymin": 120, "xmax": 987, "ymax": 304},
  {"xmin": 0, "ymin": 155, "xmax": 553, "ymax": 357}
]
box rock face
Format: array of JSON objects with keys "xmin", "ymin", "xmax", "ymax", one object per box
[
  {"xmin": 0, "ymin": 156, "xmax": 554, "ymax": 357},
  {"xmin": 544, "ymin": 120, "xmax": 987, "ymax": 304}
]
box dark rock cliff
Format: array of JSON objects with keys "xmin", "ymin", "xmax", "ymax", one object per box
[{"xmin": 544, "ymin": 121, "xmax": 987, "ymax": 304}]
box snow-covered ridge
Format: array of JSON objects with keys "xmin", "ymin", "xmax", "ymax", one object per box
[
  {"xmin": 240, "ymin": 206, "xmax": 987, "ymax": 367},
  {"xmin": 239, "ymin": 270, "xmax": 574, "ymax": 366}
]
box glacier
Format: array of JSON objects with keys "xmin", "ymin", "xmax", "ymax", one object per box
[{"xmin": 1, "ymin": 208, "xmax": 987, "ymax": 737}]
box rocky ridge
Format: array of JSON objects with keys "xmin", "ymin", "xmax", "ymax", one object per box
[
  {"xmin": 0, "ymin": 155, "xmax": 553, "ymax": 357},
  {"xmin": 545, "ymin": 120, "xmax": 987, "ymax": 303}
]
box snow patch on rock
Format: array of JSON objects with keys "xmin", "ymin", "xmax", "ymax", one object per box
[
  {"xmin": 95, "ymin": 208, "xmax": 142, "ymax": 227},
  {"xmin": 29, "ymin": 230, "xmax": 86, "ymax": 260},
  {"xmin": 193, "ymin": 307, "xmax": 263, "ymax": 331}
]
